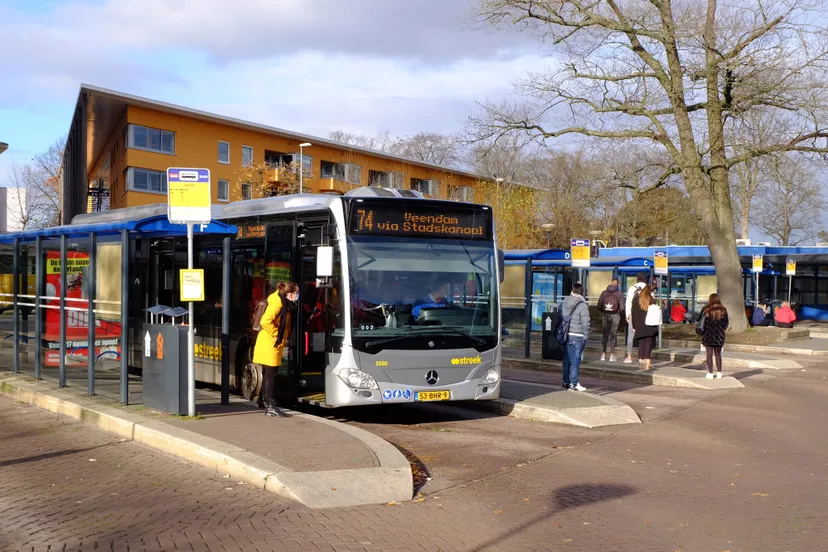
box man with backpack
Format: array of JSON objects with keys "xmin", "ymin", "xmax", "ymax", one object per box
[
  {"xmin": 597, "ymin": 278, "xmax": 623, "ymax": 362},
  {"xmin": 558, "ymin": 283, "xmax": 590, "ymax": 391}
]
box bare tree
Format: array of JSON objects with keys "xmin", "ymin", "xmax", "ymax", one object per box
[
  {"xmin": 755, "ymin": 156, "xmax": 824, "ymax": 245},
  {"xmin": 6, "ymin": 161, "xmax": 57, "ymax": 229},
  {"xmin": 391, "ymin": 132, "xmax": 462, "ymax": 167},
  {"xmin": 472, "ymin": 0, "xmax": 828, "ymax": 331},
  {"xmin": 328, "ymin": 130, "xmax": 394, "ymax": 152}
]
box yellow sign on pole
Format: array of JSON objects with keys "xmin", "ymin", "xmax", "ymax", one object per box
[
  {"xmin": 180, "ymin": 269, "xmax": 205, "ymax": 302},
  {"xmin": 654, "ymin": 250, "xmax": 668, "ymax": 275},
  {"xmin": 786, "ymin": 259, "xmax": 796, "ymax": 276},
  {"xmin": 752, "ymin": 254, "xmax": 764, "ymax": 273},
  {"xmin": 570, "ymin": 239, "xmax": 591, "ymax": 268}
]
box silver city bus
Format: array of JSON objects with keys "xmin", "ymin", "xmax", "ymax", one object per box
[
  {"xmin": 210, "ymin": 187, "xmax": 503, "ymax": 407},
  {"xmin": 89, "ymin": 187, "xmax": 503, "ymax": 408}
]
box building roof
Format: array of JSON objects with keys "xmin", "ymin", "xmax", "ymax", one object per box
[
  {"xmin": 0, "ymin": 142, "xmax": 8, "ymax": 155},
  {"xmin": 74, "ymin": 84, "xmax": 508, "ymax": 184}
]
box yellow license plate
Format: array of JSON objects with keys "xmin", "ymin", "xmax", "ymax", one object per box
[{"xmin": 415, "ymin": 390, "xmax": 450, "ymax": 402}]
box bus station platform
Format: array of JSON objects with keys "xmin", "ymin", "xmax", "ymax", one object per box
[
  {"xmin": 0, "ymin": 372, "xmax": 412, "ymax": 510},
  {"xmin": 478, "ymin": 378, "xmax": 640, "ymax": 428},
  {"xmin": 502, "ymin": 350, "xmax": 747, "ymax": 389}
]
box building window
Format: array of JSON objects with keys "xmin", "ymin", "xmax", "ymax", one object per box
[
  {"xmin": 218, "ymin": 179, "xmax": 229, "ymax": 202},
  {"xmin": 218, "ymin": 141, "xmax": 230, "ymax": 164},
  {"xmin": 411, "ymin": 178, "xmax": 440, "ymax": 197},
  {"xmin": 454, "ymin": 186, "xmax": 474, "ymax": 203},
  {"xmin": 321, "ymin": 161, "xmax": 361, "ymax": 184},
  {"xmin": 241, "ymin": 183, "xmax": 252, "ymax": 200},
  {"xmin": 127, "ymin": 124, "xmax": 175, "ymax": 154},
  {"xmin": 369, "ymin": 170, "xmax": 403, "ymax": 189},
  {"xmin": 242, "ymin": 146, "xmax": 254, "ymax": 166},
  {"xmin": 126, "ymin": 167, "xmax": 167, "ymax": 194}
]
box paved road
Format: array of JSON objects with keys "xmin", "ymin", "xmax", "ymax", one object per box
[{"xmin": 2, "ymin": 362, "xmax": 828, "ymax": 551}]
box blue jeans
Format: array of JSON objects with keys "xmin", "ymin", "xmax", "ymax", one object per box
[{"xmin": 562, "ymin": 335, "xmax": 586, "ymax": 387}]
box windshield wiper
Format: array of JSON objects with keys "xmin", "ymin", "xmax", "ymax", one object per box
[
  {"xmin": 364, "ymin": 326, "xmax": 487, "ymax": 348},
  {"xmin": 410, "ymin": 325, "xmax": 488, "ymax": 346}
]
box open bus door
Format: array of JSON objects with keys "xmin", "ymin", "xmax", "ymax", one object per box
[{"xmin": 263, "ymin": 219, "xmax": 332, "ymax": 405}]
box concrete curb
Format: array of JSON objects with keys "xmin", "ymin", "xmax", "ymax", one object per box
[
  {"xmin": 469, "ymin": 396, "xmax": 641, "ymax": 428},
  {"xmin": 0, "ymin": 376, "xmax": 412, "ymax": 509},
  {"xmin": 503, "ymin": 357, "xmax": 745, "ymax": 390},
  {"xmin": 651, "ymin": 349, "xmax": 802, "ymax": 370}
]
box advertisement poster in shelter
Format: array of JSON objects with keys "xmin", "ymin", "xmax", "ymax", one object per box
[
  {"xmin": 43, "ymin": 251, "xmax": 121, "ymax": 367},
  {"xmin": 531, "ymin": 272, "xmax": 562, "ymax": 330}
]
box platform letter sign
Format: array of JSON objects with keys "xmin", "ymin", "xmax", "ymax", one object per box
[
  {"xmin": 752, "ymin": 254, "xmax": 764, "ymax": 273},
  {"xmin": 654, "ymin": 250, "xmax": 669, "ymax": 275},
  {"xmin": 786, "ymin": 259, "xmax": 796, "ymax": 276},
  {"xmin": 570, "ymin": 239, "xmax": 591, "ymax": 268},
  {"xmin": 167, "ymin": 168, "xmax": 212, "ymax": 224}
]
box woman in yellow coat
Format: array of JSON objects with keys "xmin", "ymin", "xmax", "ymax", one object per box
[{"xmin": 253, "ymin": 281, "xmax": 299, "ymax": 417}]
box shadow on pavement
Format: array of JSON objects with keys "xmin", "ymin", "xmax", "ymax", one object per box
[
  {"xmin": 0, "ymin": 443, "xmax": 114, "ymax": 469},
  {"xmin": 474, "ymin": 483, "xmax": 637, "ymax": 552}
]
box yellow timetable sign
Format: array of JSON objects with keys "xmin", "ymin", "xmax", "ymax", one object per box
[
  {"xmin": 752, "ymin": 254, "xmax": 763, "ymax": 273},
  {"xmin": 180, "ymin": 269, "xmax": 205, "ymax": 302},
  {"xmin": 167, "ymin": 168, "xmax": 212, "ymax": 224},
  {"xmin": 786, "ymin": 259, "xmax": 796, "ymax": 276},
  {"xmin": 654, "ymin": 250, "xmax": 668, "ymax": 275}
]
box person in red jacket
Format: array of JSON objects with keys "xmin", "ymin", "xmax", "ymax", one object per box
[
  {"xmin": 670, "ymin": 299, "xmax": 688, "ymax": 324},
  {"xmin": 775, "ymin": 301, "xmax": 797, "ymax": 328}
]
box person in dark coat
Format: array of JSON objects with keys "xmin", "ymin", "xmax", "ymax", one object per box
[
  {"xmin": 630, "ymin": 285, "xmax": 659, "ymax": 371},
  {"xmin": 701, "ymin": 293, "xmax": 729, "ymax": 379}
]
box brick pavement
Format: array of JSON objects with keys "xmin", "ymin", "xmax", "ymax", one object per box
[{"xmin": 2, "ymin": 361, "xmax": 828, "ymax": 551}]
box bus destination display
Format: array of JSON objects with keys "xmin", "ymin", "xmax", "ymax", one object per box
[{"xmin": 349, "ymin": 203, "xmax": 491, "ymax": 240}]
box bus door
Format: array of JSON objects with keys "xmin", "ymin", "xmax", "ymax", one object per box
[
  {"xmin": 263, "ymin": 222, "xmax": 301, "ymax": 400},
  {"xmin": 295, "ymin": 222, "xmax": 334, "ymax": 402}
]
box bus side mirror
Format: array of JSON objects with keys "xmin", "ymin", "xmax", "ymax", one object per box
[
  {"xmin": 316, "ymin": 246, "xmax": 334, "ymax": 278},
  {"xmin": 498, "ymin": 249, "xmax": 505, "ymax": 283}
]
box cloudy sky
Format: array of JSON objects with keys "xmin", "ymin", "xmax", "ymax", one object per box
[{"xmin": 0, "ymin": 0, "xmax": 545, "ymax": 180}]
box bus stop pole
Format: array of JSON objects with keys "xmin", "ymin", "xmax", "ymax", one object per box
[
  {"xmin": 755, "ymin": 273, "xmax": 759, "ymax": 307},
  {"xmin": 788, "ymin": 275, "xmax": 792, "ymax": 303},
  {"xmin": 12, "ymin": 238, "xmax": 19, "ymax": 374},
  {"xmin": 88, "ymin": 232, "xmax": 96, "ymax": 396},
  {"xmin": 187, "ymin": 223, "xmax": 195, "ymax": 417},
  {"xmin": 657, "ymin": 275, "xmax": 663, "ymax": 350},
  {"xmin": 59, "ymin": 234, "xmax": 67, "ymax": 388},
  {"xmin": 220, "ymin": 235, "xmax": 231, "ymax": 406}
]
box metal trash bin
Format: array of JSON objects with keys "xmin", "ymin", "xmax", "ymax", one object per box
[
  {"xmin": 142, "ymin": 323, "xmax": 189, "ymax": 415},
  {"xmin": 541, "ymin": 311, "xmax": 563, "ymax": 360}
]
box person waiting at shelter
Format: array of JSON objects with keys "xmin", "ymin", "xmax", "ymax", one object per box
[
  {"xmin": 775, "ymin": 301, "xmax": 797, "ymax": 328},
  {"xmin": 631, "ymin": 285, "xmax": 661, "ymax": 372},
  {"xmin": 624, "ymin": 273, "xmax": 648, "ymax": 364},
  {"xmin": 752, "ymin": 303, "xmax": 772, "ymax": 327},
  {"xmin": 560, "ymin": 283, "xmax": 590, "ymax": 391},
  {"xmin": 700, "ymin": 293, "xmax": 729, "ymax": 379},
  {"xmin": 597, "ymin": 278, "xmax": 623, "ymax": 362},
  {"xmin": 412, "ymin": 281, "xmax": 450, "ymax": 319},
  {"xmin": 670, "ymin": 299, "xmax": 688, "ymax": 324}
]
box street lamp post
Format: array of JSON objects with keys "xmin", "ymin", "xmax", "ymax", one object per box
[
  {"xmin": 298, "ymin": 142, "xmax": 312, "ymax": 193},
  {"xmin": 540, "ymin": 223, "xmax": 555, "ymax": 248}
]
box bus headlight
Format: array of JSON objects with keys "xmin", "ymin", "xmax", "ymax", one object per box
[
  {"xmin": 483, "ymin": 368, "xmax": 500, "ymax": 384},
  {"xmin": 339, "ymin": 368, "xmax": 379, "ymax": 390}
]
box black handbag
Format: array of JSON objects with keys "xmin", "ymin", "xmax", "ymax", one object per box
[{"xmin": 695, "ymin": 314, "xmax": 705, "ymax": 336}]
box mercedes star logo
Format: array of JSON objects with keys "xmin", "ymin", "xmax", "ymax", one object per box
[{"xmin": 425, "ymin": 370, "xmax": 439, "ymax": 385}]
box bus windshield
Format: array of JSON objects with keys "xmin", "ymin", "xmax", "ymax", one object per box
[{"xmin": 348, "ymin": 236, "xmax": 498, "ymax": 344}]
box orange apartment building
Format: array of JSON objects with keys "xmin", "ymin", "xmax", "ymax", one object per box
[{"xmin": 60, "ymin": 85, "xmax": 500, "ymax": 224}]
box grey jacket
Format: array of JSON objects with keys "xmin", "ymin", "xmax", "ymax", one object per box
[{"xmin": 560, "ymin": 294, "xmax": 590, "ymax": 340}]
